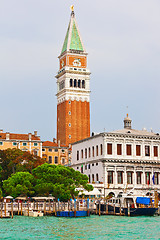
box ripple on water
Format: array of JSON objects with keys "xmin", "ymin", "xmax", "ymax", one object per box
[{"xmin": 0, "ymin": 215, "xmax": 160, "ymax": 239}]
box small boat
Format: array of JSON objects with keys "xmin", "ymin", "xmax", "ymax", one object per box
[
  {"xmin": 97, "ymin": 193, "xmax": 157, "ymax": 216},
  {"xmin": 56, "ymin": 210, "xmax": 90, "ymax": 217}
]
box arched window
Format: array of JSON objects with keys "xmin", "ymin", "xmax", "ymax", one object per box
[
  {"xmin": 70, "ymin": 79, "xmax": 73, "ymax": 87},
  {"xmin": 74, "ymin": 79, "xmax": 77, "ymax": 87},
  {"xmin": 78, "ymin": 80, "xmax": 81, "ymax": 88},
  {"xmin": 82, "ymin": 80, "xmax": 85, "ymax": 88}
]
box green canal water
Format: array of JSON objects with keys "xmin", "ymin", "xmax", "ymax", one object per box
[{"xmin": 0, "ymin": 215, "xmax": 160, "ymax": 239}]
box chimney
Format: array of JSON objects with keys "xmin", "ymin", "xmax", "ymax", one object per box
[
  {"xmin": 0, "ymin": 130, "xmax": 3, "ymax": 133},
  {"xmin": 58, "ymin": 140, "xmax": 60, "ymax": 148},
  {"xmin": 34, "ymin": 131, "xmax": 37, "ymax": 136},
  {"xmin": 28, "ymin": 133, "xmax": 32, "ymax": 141},
  {"xmin": 53, "ymin": 138, "xmax": 57, "ymax": 143},
  {"xmin": 6, "ymin": 132, "xmax": 10, "ymax": 140}
]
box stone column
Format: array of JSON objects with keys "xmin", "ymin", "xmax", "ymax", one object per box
[
  {"xmin": 114, "ymin": 166, "xmax": 117, "ymax": 187},
  {"xmin": 142, "ymin": 167, "xmax": 145, "ymax": 186},
  {"xmin": 133, "ymin": 167, "xmax": 136, "ymax": 187},
  {"xmin": 124, "ymin": 166, "xmax": 127, "ymax": 188}
]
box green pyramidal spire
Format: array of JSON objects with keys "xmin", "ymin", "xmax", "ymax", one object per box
[{"xmin": 61, "ymin": 10, "xmax": 85, "ymax": 54}]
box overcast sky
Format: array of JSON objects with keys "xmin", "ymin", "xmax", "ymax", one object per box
[{"xmin": 1, "ymin": 0, "xmax": 160, "ymax": 140}]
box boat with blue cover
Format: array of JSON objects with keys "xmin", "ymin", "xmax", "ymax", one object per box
[
  {"xmin": 56, "ymin": 210, "xmax": 90, "ymax": 217},
  {"xmin": 98, "ymin": 193, "xmax": 157, "ymax": 216}
]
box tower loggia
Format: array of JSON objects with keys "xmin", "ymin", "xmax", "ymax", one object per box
[{"xmin": 56, "ymin": 7, "xmax": 91, "ymax": 146}]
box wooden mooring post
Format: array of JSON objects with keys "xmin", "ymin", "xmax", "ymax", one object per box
[
  {"xmin": 98, "ymin": 201, "xmax": 101, "ymax": 216},
  {"xmin": 114, "ymin": 203, "xmax": 116, "ymax": 215},
  {"xmin": 11, "ymin": 201, "xmax": 13, "ymax": 219},
  {"xmin": 28, "ymin": 202, "xmax": 29, "ymax": 216},
  {"xmin": 128, "ymin": 203, "xmax": 130, "ymax": 217},
  {"xmin": 106, "ymin": 201, "xmax": 108, "ymax": 215},
  {"xmin": 87, "ymin": 198, "xmax": 90, "ymax": 216},
  {"xmin": 1, "ymin": 202, "xmax": 2, "ymax": 218},
  {"xmin": 44, "ymin": 201, "xmax": 46, "ymax": 216},
  {"xmin": 21, "ymin": 202, "xmax": 23, "ymax": 215},
  {"xmin": 74, "ymin": 199, "xmax": 76, "ymax": 217},
  {"xmin": 55, "ymin": 201, "xmax": 57, "ymax": 216},
  {"xmin": 18, "ymin": 201, "xmax": 19, "ymax": 215},
  {"xmin": 4, "ymin": 202, "xmax": 6, "ymax": 217}
]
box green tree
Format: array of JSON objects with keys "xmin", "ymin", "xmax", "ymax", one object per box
[
  {"xmin": 3, "ymin": 172, "xmax": 35, "ymax": 198},
  {"xmin": 32, "ymin": 163, "xmax": 93, "ymax": 201}
]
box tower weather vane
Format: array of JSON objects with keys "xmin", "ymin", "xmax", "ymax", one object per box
[{"xmin": 70, "ymin": 5, "xmax": 74, "ymax": 11}]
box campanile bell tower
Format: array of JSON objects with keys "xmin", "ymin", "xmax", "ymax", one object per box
[{"xmin": 56, "ymin": 7, "xmax": 91, "ymax": 146}]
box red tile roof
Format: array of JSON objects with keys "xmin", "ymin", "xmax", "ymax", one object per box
[
  {"xmin": 0, "ymin": 133, "xmax": 41, "ymax": 141},
  {"xmin": 42, "ymin": 141, "xmax": 67, "ymax": 148}
]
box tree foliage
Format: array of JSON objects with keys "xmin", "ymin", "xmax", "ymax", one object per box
[
  {"xmin": 2, "ymin": 162, "xmax": 93, "ymax": 201},
  {"xmin": 0, "ymin": 148, "xmax": 45, "ymax": 182},
  {"xmin": 32, "ymin": 163, "xmax": 93, "ymax": 201},
  {"xmin": 3, "ymin": 172, "xmax": 35, "ymax": 198}
]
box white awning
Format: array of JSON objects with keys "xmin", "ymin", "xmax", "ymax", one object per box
[{"xmin": 78, "ymin": 188, "xmax": 103, "ymax": 196}]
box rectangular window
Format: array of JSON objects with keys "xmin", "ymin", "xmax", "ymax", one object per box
[
  {"xmin": 92, "ymin": 163, "xmax": 94, "ymax": 166},
  {"xmin": 62, "ymin": 158, "xmax": 65, "ymax": 165},
  {"xmin": 54, "ymin": 149, "xmax": 58, "ymax": 152},
  {"xmin": 145, "ymin": 172, "xmax": 151, "ymax": 185},
  {"xmin": 34, "ymin": 143, "xmax": 38, "ymax": 146},
  {"xmin": 0, "ymin": 142, "xmax": 3, "ymax": 146},
  {"xmin": 96, "ymin": 162, "xmax": 98, "ymax": 166},
  {"xmin": 92, "ymin": 174, "xmax": 95, "ymax": 183},
  {"xmin": 154, "ymin": 173, "xmax": 159, "ymax": 185},
  {"xmin": 136, "ymin": 145, "xmax": 141, "ymax": 156},
  {"xmin": 88, "ymin": 164, "xmax": 90, "ymax": 169},
  {"xmin": 13, "ymin": 142, "xmax": 17, "ymax": 146},
  {"xmin": 42, "ymin": 148, "xmax": 45, "ymax": 152},
  {"xmin": 81, "ymin": 149, "xmax": 83, "ymax": 159},
  {"xmin": 117, "ymin": 171, "xmax": 123, "ymax": 184},
  {"xmin": 145, "ymin": 146, "xmax": 150, "ymax": 156},
  {"xmin": 127, "ymin": 172, "xmax": 133, "ymax": 184},
  {"xmin": 96, "ymin": 145, "xmax": 98, "ymax": 156},
  {"xmin": 100, "ymin": 144, "xmax": 103, "ymax": 155},
  {"xmin": 48, "ymin": 156, "xmax": 52, "ymax": 164},
  {"xmin": 77, "ymin": 151, "xmax": 79, "ymax": 161},
  {"xmin": 108, "ymin": 171, "xmax": 113, "ymax": 184},
  {"xmin": 49, "ymin": 149, "xmax": 52, "ymax": 152},
  {"xmin": 54, "ymin": 156, "xmax": 58, "ymax": 164},
  {"xmin": 89, "ymin": 147, "xmax": 91, "ymax": 158},
  {"xmin": 81, "ymin": 165, "xmax": 83, "ymax": 174},
  {"xmin": 154, "ymin": 146, "xmax": 158, "ymax": 157},
  {"xmin": 85, "ymin": 148, "xmax": 87, "ymax": 158},
  {"xmin": 107, "ymin": 143, "xmax": 112, "ymax": 155},
  {"xmin": 85, "ymin": 165, "xmax": 87, "ymax": 170},
  {"xmin": 96, "ymin": 173, "xmax": 99, "ymax": 182},
  {"xmin": 137, "ymin": 172, "xmax": 142, "ymax": 184},
  {"xmin": 92, "ymin": 146, "xmax": 94, "ymax": 157},
  {"xmin": 117, "ymin": 144, "xmax": 122, "ymax": 155},
  {"xmin": 126, "ymin": 144, "xmax": 132, "ymax": 156},
  {"xmin": 23, "ymin": 142, "xmax": 27, "ymax": 146}
]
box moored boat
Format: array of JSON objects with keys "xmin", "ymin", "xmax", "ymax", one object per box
[{"xmin": 97, "ymin": 193, "xmax": 157, "ymax": 216}]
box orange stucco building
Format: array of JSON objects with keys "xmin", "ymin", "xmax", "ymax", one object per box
[
  {"xmin": 0, "ymin": 130, "xmax": 42, "ymax": 157},
  {"xmin": 56, "ymin": 8, "xmax": 91, "ymax": 146},
  {"xmin": 42, "ymin": 141, "xmax": 71, "ymax": 166}
]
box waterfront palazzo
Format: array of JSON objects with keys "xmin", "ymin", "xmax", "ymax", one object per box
[{"xmin": 71, "ymin": 115, "xmax": 160, "ymax": 197}]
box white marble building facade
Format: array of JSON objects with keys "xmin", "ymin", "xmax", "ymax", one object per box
[{"xmin": 71, "ymin": 116, "xmax": 160, "ymax": 197}]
